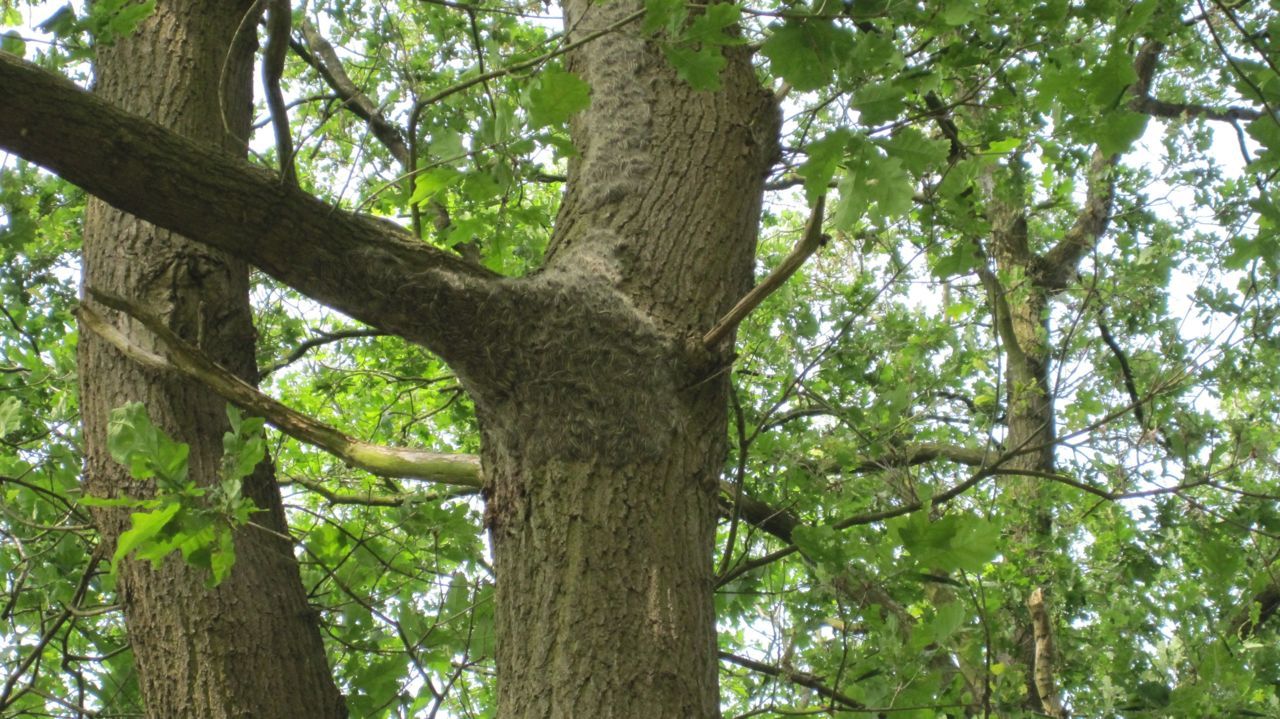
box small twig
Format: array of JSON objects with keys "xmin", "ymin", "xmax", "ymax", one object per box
[
  {"xmin": 261, "ymin": 327, "xmax": 389, "ymax": 377},
  {"xmin": 412, "ymin": 7, "xmax": 645, "ymax": 110},
  {"xmin": 703, "ymin": 195, "xmax": 827, "ymax": 348}
]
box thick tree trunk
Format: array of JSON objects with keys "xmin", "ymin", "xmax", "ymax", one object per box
[
  {"xmin": 478, "ymin": 2, "xmax": 779, "ymax": 715},
  {"xmin": 78, "ymin": 3, "xmax": 345, "ymax": 717}
]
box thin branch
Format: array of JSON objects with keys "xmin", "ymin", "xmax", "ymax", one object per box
[
  {"xmin": 718, "ymin": 481, "xmax": 800, "ymax": 545},
  {"xmin": 1095, "ymin": 314, "xmax": 1146, "ymax": 429},
  {"xmin": 283, "ymin": 474, "xmax": 480, "ymax": 506},
  {"xmin": 261, "ymin": 327, "xmax": 390, "ymax": 377},
  {"xmin": 1040, "ymin": 148, "xmax": 1116, "ymax": 288},
  {"xmin": 718, "ymin": 651, "xmax": 866, "ymax": 711},
  {"xmin": 413, "ymin": 7, "xmax": 646, "ymax": 110},
  {"xmin": 1129, "ymin": 96, "xmax": 1262, "ymax": 123},
  {"xmin": 703, "ymin": 195, "xmax": 827, "ymax": 348},
  {"xmin": 263, "ymin": 0, "xmax": 296, "ymax": 184},
  {"xmin": 78, "ymin": 290, "xmax": 483, "ymax": 488},
  {"xmin": 294, "ymin": 20, "xmax": 411, "ymax": 166}
]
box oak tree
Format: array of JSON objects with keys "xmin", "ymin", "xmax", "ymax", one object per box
[{"xmin": 1, "ymin": 0, "xmax": 1279, "ymax": 716}]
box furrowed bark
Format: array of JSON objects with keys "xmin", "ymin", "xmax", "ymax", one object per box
[
  {"xmin": 75, "ymin": 3, "xmax": 345, "ymax": 716},
  {"xmin": 476, "ymin": 2, "xmax": 780, "ymax": 715}
]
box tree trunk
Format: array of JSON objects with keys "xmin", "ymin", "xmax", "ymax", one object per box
[
  {"xmin": 478, "ymin": 2, "xmax": 778, "ymax": 715},
  {"xmin": 986, "ymin": 189, "xmax": 1060, "ymax": 714},
  {"xmin": 78, "ymin": 2, "xmax": 345, "ymax": 716}
]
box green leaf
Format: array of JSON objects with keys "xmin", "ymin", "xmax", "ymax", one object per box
[
  {"xmin": 0, "ymin": 395, "xmax": 21, "ymax": 436},
  {"xmin": 408, "ymin": 168, "xmax": 463, "ymax": 206},
  {"xmin": 930, "ymin": 601, "xmax": 966, "ymax": 641},
  {"xmin": 1, "ymin": 29, "xmax": 26, "ymax": 57},
  {"xmin": 111, "ymin": 501, "xmax": 182, "ymax": 572},
  {"xmin": 1115, "ymin": 0, "xmax": 1158, "ymax": 36},
  {"xmin": 524, "ymin": 68, "xmax": 591, "ymax": 128},
  {"xmin": 643, "ymin": 0, "xmax": 685, "ymax": 35},
  {"xmin": 893, "ymin": 513, "xmax": 999, "ymax": 573},
  {"xmin": 428, "ymin": 131, "xmax": 467, "ymax": 165},
  {"xmin": 760, "ymin": 21, "xmax": 855, "ymax": 92},
  {"xmin": 106, "ymin": 402, "xmax": 190, "ymax": 487},
  {"xmin": 798, "ymin": 130, "xmax": 852, "ymax": 205},
  {"xmin": 942, "ymin": 0, "xmax": 978, "ymax": 25},
  {"xmin": 933, "ymin": 240, "xmax": 982, "ymax": 278},
  {"xmin": 1085, "ymin": 45, "xmax": 1138, "ymax": 108},
  {"xmin": 221, "ymin": 409, "xmax": 265, "ymax": 483},
  {"xmin": 1093, "ymin": 109, "xmax": 1148, "ymax": 156},
  {"xmin": 878, "ymin": 127, "xmax": 949, "ymax": 176},
  {"xmin": 662, "ymin": 44, "xmax": 726, "ymax": 91},
  {"xmin": 833, "ymin": 142, "xmax": 913, "ymax": 228},
  {"xmin": 684, "ymin": 3, "xmax": 741, "ymax": 46},
  {"xmin": 985, "ymin": 137, "xmax": 1023, "ymax": 154},
  {"xmin": 206, "ymin": 529, "xmax": 237, "ymax": 586},
  {"xmin": 851, "ymin": 81, "xmax": 906, "ymax": 126},
  {"xmin": 109, "ymin": 0, "xmax": 155, "ymax": 36}
]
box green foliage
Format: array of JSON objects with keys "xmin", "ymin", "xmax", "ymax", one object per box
[
  {"xmin": 85, "ymin": 403, "xmax": 264, "ymax": 586},
  {"xmin": 5, "ymin": 0, "xmax": 1280, "ymax": 715},
  {"xmin": 522, "ymin": 66, "xmax": 591, "ymax": 128}
]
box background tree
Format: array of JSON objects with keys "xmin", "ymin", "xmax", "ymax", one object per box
[{"xmin": 1, "ymin": 0, "xmax": 1279, "ymax": 717}]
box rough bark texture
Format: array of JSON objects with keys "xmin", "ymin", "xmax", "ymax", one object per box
[
  {"xmin": 77, "ymin": 3, "xmax": 345, "ymax": 717},
  {"xmin": 475, "ymin": 3, "xmax": 779, "ymax": 715},
  {"xmin": 1, "ymin": 1, "xmax": 781, "ymax": 713}
]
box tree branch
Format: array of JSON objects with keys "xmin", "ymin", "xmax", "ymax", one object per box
[
  {"xmin": 1027, "ymin": 588, "xmax": 1067, "ymax": 719},
  {"xmin": 1129, "ymin": 96, "xmax": 1262, "ymax": 123},
  {"xmin": 294, "ymin": 20, "xmax": 411, "ymax": 166},
  {"xmin": 1041, "ymin": 40, "xmax": 1168, "ymax": 286},
  {"xmin": 1040, "ymin": 148, "xmax": 1115, "ymax": 288},
  {"xmin": 0, "ymin": 51, "xmax": 496, "ymax": 358},
  {"xmin": 718, "ymin": 651, "xmax": 865, "ymax": 711},
  {"xmin": 283, "ymin": 474, "xmax": 480, "ymax": 506},
  {"xmin": 78, "ymin": 290, "xmax": 483, "ymax": 488},
  {"xmin": 703, "ymin": 195, "xmax": 827, "ymax": 348},
  {"xmin": 263, "ymin": 0, "xmax": 296, "ymax": 184},
  {"xmin": 261, "ymin": 328, "xmax": 390, "ymax": 377}
]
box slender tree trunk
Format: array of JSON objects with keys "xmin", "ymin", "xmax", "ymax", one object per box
[
  {"xmin": 78, "ymin": 2, "xmax": 345, "ymax": 716},
  {"xmin": 986, "ymin": 192, "xmax": 1061, "ymax": 715},
  {"xmin": 478, "ymin": 2, "xmax": 778, "ymax": 714}
]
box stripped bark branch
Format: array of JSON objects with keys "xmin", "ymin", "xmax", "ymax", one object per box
[
  {"xmin": 78, "ymin": 290, "xmax": 483, "ymax": 488},
  {"xmin": 1027, "ymin": 587, "xmax": 1067, "ymax": 719}
]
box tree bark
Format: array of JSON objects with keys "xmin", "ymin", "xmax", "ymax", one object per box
[
  {"xmin": 477, "ymin": 2, "xmax": 779, "ymax": 715},
  {"xmin": 0, "ymin": 0, "xmax": 780, "ymax": 712},
  {"xmin": 77, "ymin": 2, "xmax": 345, "ymax": 717}
]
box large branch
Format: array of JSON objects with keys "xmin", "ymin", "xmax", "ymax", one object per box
[{"xmin": 0, "ymin": 51, "xmax": 496, "ymax": 358}]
